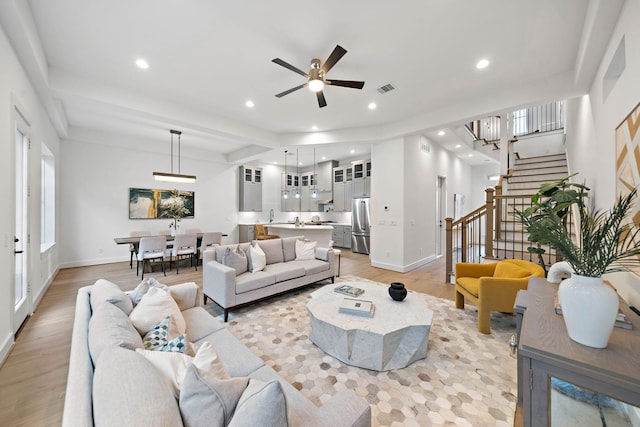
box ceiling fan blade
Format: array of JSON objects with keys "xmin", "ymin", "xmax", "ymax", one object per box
[
  {"xmin": 275, "ymin": 83, "xmax": 307, "ymax": 98},
  {"xmin": 316, "ymin": 91, "xmax": 327, "ymax": 108},
  {"xmin": 325, "ymin": 79, "xmax": 365, "ymax": 89},
  {"xmin": 272, "ymin": 58, "xmax": 310, "ymax": 78},
  {"xmin": 320, "ymin": 45, "xmax": 347, "ymax": 74}
]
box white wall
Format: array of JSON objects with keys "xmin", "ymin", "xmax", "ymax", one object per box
[
  {"xmin": 59, "ymin": 133, "xmax": 238, "ymax": 267},
  {"xmin": 565, "ymin": 0, "xmax": 640, "ymax": 306},
  {"xmin": 0, "ymin": 25, "xmax": 60, "ymax": 363},
  {"xmin": 470, "ymin": 164, "xmax": 501, "ymax": 210},
  {"xmin": 371, "ymin": 135, "xmax": 472, "ymax": 272}
]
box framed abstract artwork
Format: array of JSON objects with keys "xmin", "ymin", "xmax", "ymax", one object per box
[
  {"xmin": 615, "ymin": 102, "xmax": 640, "ymax": 274},
  {"xmin": 129, "ymin": 188, "xmax": 195, "ymax": 219}
]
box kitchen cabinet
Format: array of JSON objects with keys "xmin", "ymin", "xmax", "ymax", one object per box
[
  {"xmin": 352, "ymin": 159, "xmax": 371, "ymax": 197},
  {"xmin": 239, "ymin": 224, "xmax": 256, "ymax": 242},
  {"xmin": 515, "ymin": 278, "xmax": 640, "ymax": 427},
  {"xmin": 281, "ymin": 173, "xmax": 300, "ymax": 212},
  {"xmin": 331, "ymin": 225, "xmax": 352, "ymax": 249},
  {"xmin": 239, "ymin": 166, "xmax": 262, "ymax": 211},
  {"xmin": 281, "ymin": 161, "xmax": 335, "ymax": 212},
  {"xmin": 300, "ymin": 172, "xmax": 318, "ymax": 212},
  {"xmin": 332, "ymin": 166, "xmax": 353, "ymax": 212}
]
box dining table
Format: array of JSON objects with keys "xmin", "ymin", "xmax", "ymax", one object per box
[{"xmin": 114, "ymin": 232, "xmax": 227, "ymax": 253}]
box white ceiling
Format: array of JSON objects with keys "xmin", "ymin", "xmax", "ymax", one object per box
[{"xmin": 0, "ymin": 0, "xmax": 622, "ymax": 165}]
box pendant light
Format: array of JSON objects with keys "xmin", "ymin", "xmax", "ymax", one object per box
[
  {"xmin": 294, "ymin": 149, "xmax": 300, "ymax": 199},
  {"xmin": 311, "ymin": 148, "xmax": 318, "ymax": 198},
  {"xmin": 153, "ymin": 130, "xmax": 196, "ymax": 183},
  {"xmin": 282, "ymin": 150, "xmax": 289, "ymax": 199}
]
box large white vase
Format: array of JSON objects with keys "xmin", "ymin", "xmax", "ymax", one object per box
[{"xmin": 557, "ymin": 274, "xmax": 619, "ymax": 348}]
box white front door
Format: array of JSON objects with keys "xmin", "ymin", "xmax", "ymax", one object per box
[{"xmin": 14, "ymin": 114, "xmax": 30, "ymax": 333}]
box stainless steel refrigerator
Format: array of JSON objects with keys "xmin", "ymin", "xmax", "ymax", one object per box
[{"xmin": 351, "ymin": 196, "xmax": 371, "ymax": 254}]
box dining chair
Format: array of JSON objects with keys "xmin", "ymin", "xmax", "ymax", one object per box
[
  {"xmin": 136, "ymin": 236, "xmax": 167, "ymax": 279},
  {"xmin": 198, "ymin": 232, "xmax": 222, "ymax": 264},
  {"xmin": 129, "ymin": 230, "xmax": 152, "ymax": 269},
  {"xmin": 171, "ymin": 233, "xmax": 198, "ymax": 274},
  {"xmin": 254, "ymin": 224, "xmax": 279, "ymax": 240},
  {"xmin": 186, "ymin": 228, "xmax": 202, "ymax": 234}
]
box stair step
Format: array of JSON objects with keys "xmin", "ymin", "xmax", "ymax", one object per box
[
  {"xmin": 508, "ymin": 172, "xmax": 568, "ymax": 183},
  {"xmin": 510, "ymin": 165, "xmax": 568, "ymax": 176},
  {"xmin": 514, "ymin": 154, "xmax": 566, "ymax": 165}
]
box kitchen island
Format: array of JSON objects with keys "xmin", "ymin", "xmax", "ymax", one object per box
[{"xmin": 266, "ymin": 224, "xmax": 334, "ymax": 248}]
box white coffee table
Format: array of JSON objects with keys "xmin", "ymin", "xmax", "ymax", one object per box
[{"xmin": 306, "ymin": 281, "xmax": 433, "ymax": 371}]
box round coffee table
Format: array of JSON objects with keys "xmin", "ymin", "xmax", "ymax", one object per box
[{"xmin": 306, "ymin": 281, "xmax": 433, "ymax": 371}]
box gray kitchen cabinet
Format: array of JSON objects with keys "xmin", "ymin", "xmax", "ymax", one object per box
[
  {"xmin": 239, "ymin": 166, "xmax": 262, "ymax": 211},
  {"xmin": 281, "ymin": 173, "xmax": 300, "ymax": 212},
  {"xmin": 332, "ymin": 166, "xmax": 353, "ymax": 212},
  {"xmin": 352, "ymin": 159, "xmax": 371, "ymax": 197},
  {"xmin": 331, "ymin": 225, "xmax": 352, "ymax": 248},
  {"xmin": 239, "ymin": 224, "xmax": 255, "ymax": 242}
]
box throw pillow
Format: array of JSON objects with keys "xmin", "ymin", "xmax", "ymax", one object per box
[
  {"xmin": 136, "ymin": 340, "xmax": 229, "ymax": 398},
  {"xmin": 228, "ymin": 379, "xmax": 289, "ymax": 427},
  {"xmin": 282, "ymin": 236, "xmax": 303, "ymax": 262},
  {"xmin": 129, "ymin": 286, "xmax": 186, "ymax": 336},
  {"xmin": 142, "ymin": 316, "xmax": 188, "ymax": 353},
  {"xmin": 90, "ymin": 279, "xmax": 133, "ymax": 315},
  {"xmin": 93, "ymin": 347, "xmax": 183, "ymax": 427},
  {"xmin": 493, "ymin": 262, "xmax": 531, "ymax": 278},
  {"xmin": 222, "ymin": 246, "xmax": 248, "ymax": 276},
  {"xmin": 247, "ymin": 244, "xmax": 266, "ymax": 273},
  {"xmin": 295, "ymin": 240, "xmax": 317, "ymax": 260},
  {"xmin": 129, "ymin": 277, "xmax": 169, "ymax": 305},
  {"xmin": 179, "ymin": 365, "xmax": 249, "ymax": 427},
  {"xmin": 88, "ymin": 302, "xmax": 143, "ymax": 364},
  {"xmin": 254, "ymin": 239, "xmax": 284, "ymax": 264}
]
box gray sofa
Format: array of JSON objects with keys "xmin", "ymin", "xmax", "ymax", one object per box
[
  {"xmin": 62, "ymin": 280, "xmax": 370, "ymax": 427},
  {"xmin": 203, "ymin": 237, "xmax": 336, "ymax": 321}
]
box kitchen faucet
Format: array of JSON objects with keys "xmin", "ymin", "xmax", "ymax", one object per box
[{"xmin": 269, "ymin": 209, "xmax": 274, "ymax": 223}]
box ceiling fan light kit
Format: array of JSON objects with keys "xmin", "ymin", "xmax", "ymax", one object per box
[
  {"xmin": 272, "ymin": 45, "xmax": 365, "ymax": 108},
  {"xmin": 153, "ymin": 129, "xmax": 196, "ymax": 183}
]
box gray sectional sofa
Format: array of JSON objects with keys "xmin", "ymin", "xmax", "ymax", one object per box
[
  {"xmin": 203, "ymin": 236, "xmax": 336, "ymax": 321},
  {"xmin": 63, "ymin": 279, "xmax": 370, "ymax": 427}
]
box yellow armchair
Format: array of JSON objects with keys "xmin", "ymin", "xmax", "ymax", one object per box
[{"xmin": 455, "ymin": 259, "xmax": 545, "ymax": 334}]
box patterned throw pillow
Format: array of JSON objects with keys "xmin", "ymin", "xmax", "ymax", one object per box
[{"xmin": 143, "ymin": 316, "xmax": 188, "ymax": 353}]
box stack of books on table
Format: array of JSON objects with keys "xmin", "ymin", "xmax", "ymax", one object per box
[
  {"xmin": 339, "ymin": 298, "xmax": 375, "ymax": 318},
  {"xmin": 334, "ymin": 285, "xmax": 365, "ymax": 297}
]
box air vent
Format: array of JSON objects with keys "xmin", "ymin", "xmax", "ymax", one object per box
[{"xmin": 377, "ymin": 83, "xmax": 396, "ymax": 94}]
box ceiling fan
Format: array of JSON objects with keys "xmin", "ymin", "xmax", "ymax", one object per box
[{"xmin": 272, "ymin": 45, "xmax": 365, "ymax": 108}]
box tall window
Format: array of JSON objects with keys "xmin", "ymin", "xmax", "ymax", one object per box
[{"xmin": 41, "ymin": 143, "xmax": 55, "ymax": 251}]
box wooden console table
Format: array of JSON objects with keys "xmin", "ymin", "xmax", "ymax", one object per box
[{"xmin": 514, "ymin": 277, "xmax": 640, "ymax": 427}]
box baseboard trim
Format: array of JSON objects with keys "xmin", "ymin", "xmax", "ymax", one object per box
[
  {"xmin": 33, "ymin": 267, "xmax": 59, "ymax": 309},
  {"xmin": 0, "ymin": 333, "xmax": 14, "ymax": 369},
  {"xmin": 371, "ymin": 255, "xmax": 437, "ymax": 273},
  {"xmin": 59, "ymin": 256, "xmax": 129, "ymax": 269}
]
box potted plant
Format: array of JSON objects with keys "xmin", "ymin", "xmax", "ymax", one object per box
[
  {"xmin": 517, "ymin": 175, "xmax": 640, "ymax": 348},
  {"xmin": 160, "ymin": 189, "xmax": 191, "ymax": 235}
]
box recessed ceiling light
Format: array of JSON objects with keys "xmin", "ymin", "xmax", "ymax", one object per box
[
  {"xmin": 468, "ymin": 154, "xmax": 474, "ymax": 157},
  {"xmin": 311, "ymin": 125, "xmax": 318, "ymax": 131},
  {"xmin": 273, "ymin": 161, "xmax": 278, "ymax": 164},
  {"xmin": 368, "ymin": 102, "xmax": 377, "ymax": 110},
  {"xmin": 476, "ymin": 59, "xmax": 490, "ymax": 69},
  {"xmin": 321, "ymin": 156, "xmax": 326, "ymax": 160},
  {"xmin": 350, "ymin": 149, "xmax": 355, "ymax": 154},
  {"xmin": 135, "ymin": 59, "xmax": 149, "ymax": 69},
  {"xmin": 438, "ymin": 130, "xmax": 445, "ymax": 136},
  {"xmin": 455, "ymin": 144, "xmax": 461, "ymax": 148},
  {"xmin": 245, "ymin": 100, "xmax": 254, "ymax": 108},
  {"xmin": 298, "ymin": 162, "xmax": 303, "ymax": 166}
]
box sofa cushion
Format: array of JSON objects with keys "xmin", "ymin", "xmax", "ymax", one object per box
[
  {"xmin": 235, "ymin": 270, "xmax": 276, "ymax": 294},
  {"xmin": 295, "ymin": 240, "xmax": 317, "ymax": 260},
  {"xmin": 93, "ymin": 346, "xmax": 183, "ymax": 427},
  {"xmin": 247, "ymin": 244, "xmax": 267, "ymax": 273},
  {"xmin": 494, "ymin": 262, "xmax": 531, "ymax": 278},
  {"xmin": 90, "ymin": 279, "xmax": 133, "ymax": 315},
  {"xmin": 228, "ymin": 379, "xmax": 289, "ymax": 427},
  {"xmin": 129, "ymin": 286, "xmax": 186, "ymax": 336},
  {"xmin": 129, "ymin": 277, "xmax": 169, "ymax": 305},
  {"xmin": 255, "ymin": 239, "xmax": 284, "ymax": 265},
  {"xmin": 222, "ymin": 246, "xmax": 248, "ymax": 276},
  {"xmin": 88, "ymin": 302, "xmax": 143, "ymax": 364},
  {"xmin": 282, "ymin": 236, "xmax": 303, "ymax": 262},
  {"xmin": 290, "ymin": 259, "xmax": 331, "ymax": 276},
  {"xmin": 263, "ymin": 262, "xmax": 305, "ymax": 282},
  {"xmin": 182, "ymin": 307, "xmax": 225, "ymax": 341},
  {"xmin": 456, "ymin": 277, "xmax": 480, "ymax": 297},
  {"xmin": 180, "ymin": 365, "xmax": 249, "ymax": 427},
  {"xmin": 199, "ymin": 329, "xmax": 265, "ymax": 377}
]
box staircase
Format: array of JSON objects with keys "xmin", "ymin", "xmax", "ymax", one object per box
[
  {"xmin": 492, "ymin": 153, "xmax": 569, "ymax": 261},
  {"xmin": 445, "ymin": 153, "xmax": 570, "ymax": 282}
]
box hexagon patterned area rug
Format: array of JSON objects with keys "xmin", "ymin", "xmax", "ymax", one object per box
[{"xmin": 204, "ymin": 275, "xmax": 517, "ymax": 427}]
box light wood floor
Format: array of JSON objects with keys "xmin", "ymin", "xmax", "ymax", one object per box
[{"xmin": 0, "ymin": 251, "xmax": 454, "ymax": 426}]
